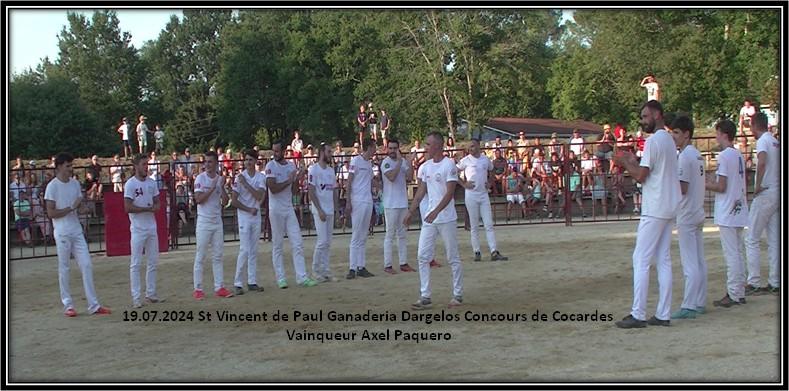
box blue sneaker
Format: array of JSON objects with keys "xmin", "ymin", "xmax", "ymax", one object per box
[
  {"xmin": 695, "ymin": 306, "xmax": 706, "ymax": 314},
  {"xmin": 671, "ymin": 308, "xmax": 697, "ymax": 319}
]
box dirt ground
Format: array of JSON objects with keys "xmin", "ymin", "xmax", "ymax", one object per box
[{"xmin": 8, "ymin": 221, "xmax": 781, "ymax": 383}]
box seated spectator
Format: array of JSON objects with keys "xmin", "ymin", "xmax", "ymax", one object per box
[
  {"xmin": 590, "ymin": 157, "xmax": 608, "ymax": 217},
  {"xmin": 580, "ymin": 150, "xmax": 595, "ymax": 193},
  {"xmin": 110, "ymin": 154, "xmax": 124, "ymax": 192},
  {"xmin": 86, "ymin": 155, "xmax": 103, "ymax": 199},
  {"xmin": 13, "ymin": 190, "xmax": 33, "ymax": 247},
  {"xmin": 148, "ymin": 151, "xmax": 161, "ymax": 188},
  {"xmin": 504, "ymin": 169, "xmax": 526, "ymax": 221},
  {"xmin": 595, "ymin": 125, "xmax": 615, "ymax": 169},
  {"xmin": 31, "ymin": 192, "xmax": 52, "ymax": 245},
  {"xmin": 492, "ymin": 148, "xmax": 508, "ymax": 195},
  {"xmin": 610, "ymin": 163, "xmax": 627, "ymax": 214}
]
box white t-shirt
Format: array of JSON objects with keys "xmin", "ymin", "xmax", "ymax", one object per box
[
  {"xmin": 348, "ymin": 155, "xmax": 373, "ymax": 204},
  {"xmin": 111, "ymin": 164, "xmax": 123, "ymax": 183},
  {"xmin": 124, "ymin": 176, "xmax": 159, "ymax": 232},
  {"xmin": 232, "ymin": 170, "xmax": 267, "ymax": 220},
  {"xmin": 677, "ymin": 145, "xmax": 706, "ymax": 225},
  {"xmin": 193, "ymin": 171, "xmax": 223, "ymax": 222},
  {"xmin": 457, "ymin": 154, "xmax": 492, "ymax": 194},
  {"xmin": 639, "ymin": 129, "xmax": 680, "ymax": 219},
  {"xmin": 291, "ymin": 138, "xmax": 303, "ymax": 153},
  {"xmin": 308, "ymin": 164, "xmax": 337, "ymax": 214},
  {"xmin": 570, "ymin": 136, "xmax": 585, "ymax": 156},
  {"xmin": 581, "ymin": 156, "xmax": 594, "ymax": 171},
  {"xmin": 418, "ymin": 157, "xmax": 458, "ymax": 224},
  {"xmin": 265, "ymin": 159, "xmax": 297, "ymax": 212},
  {"xmin": 381, "ymin": 157, "xmax": 409, "ymax": 209},
  {"xmin": 148, "ymin": 159, "xmax": 161, "ymax": 181},
  {"xmin": 739, "ymin": 105, "xmax": 756, "ymax": 122},
  {"xmin": 714, "ymin": 147, "xmax": 749, "ymax": 227},
  {"xmin": 755, "ymin": 132, "xmax": 780, "ymax": 190},
  {"xmin": 119, "ymin": 123, "xmax": 130, "ymax": 140},
  {"xmin": 644, "ymin": 82, "xmax": 659, "ymax": 101},
  {"xmin": 44, "ymin": 177, "xmax": 83, "ymax": 236}
]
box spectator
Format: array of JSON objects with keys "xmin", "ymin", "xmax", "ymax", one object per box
[
  {"xmin": 368, "ymin": 112, "xmax": 379, "ymax": 143},
  {"xmin": 738, "ymin": 98, "xmax": 757, "ymax": 149},
  {"xmin": 180, "ymin": 147, "xmax": 196, "ymax": 178},
  {"xmin": 26, "ymin": 171, "xmax": 42, "ymax": 200},
  {"xmin": 222, "ymin": 147, "xmax": 234, "ymax": 176},
  {"xmin": 110, "ymin": 154, "xmax": 124, "ymax": 193},
  {"xmin": 492, "ymin": 148, "xmax": 508, "ymax": 196},
  {"xmin": 47, "ymin": 155, "xmax": 56, "ymax": 169},
  {"xmin": 136, "ymin": 115, "xmax": 151, "ymax": 154},
  {"xmin": 635, "ymin": 129, "xmax": 646, "ymax": 158},
  {"xmin": 153, "ymin": 124, "xmax": 165, "ymax": 154},
  {"xmin": 148, "ymin": 151, "xmax": 161, "ymax": 188},
  {"xmin": 86, "ymin": 155, "xmax": 103, "ymax": 200},
  {"xmin": 291, "ymin": 130, "xmax": 304, "ymax": 159},
  {"xmin": 380, "ymin": 109, "xmax": 390, "ymax": 143},
  {"xmin": 640, "ymin": 73, "xmax": 660, "ymax": 101},
  {"xmin": 567, "ymin": 151, "xmax": 585, "ymax": 217},
  {"xmin": 504, "ymin": 169, "xmax": 526, "ymax": 221},
  {"xmin": 169, "ymin": 151, "xmax": 180, "ymax": 172},
  {"xmin": 175, "ymin": 184, "xmax": 190, "ymax": 233},
  {"xmin": 445, "ymin": 136, "xmax": 458, "ymax": 160},
  {"xmin": 13, "ymin": 156, "xmax": 25, "ymax": 176},
  {"xmin": 590, "ymin": 157, "xmax": 608, "ymax": 217},
  {"xmin": 486, "ymin": 135, "xmax": 504, "ymax": 159},
  {"xmin": 352, "ymin": 142, "xmax": 361, "ymax": 156},
  {"xmin": 596, "ymin": 124, "xmax": 615, "ymax": 170},
  {"xmin": 31, "ymin": 191, "xmax": 52, "ymax": 245},
  {"xmin": 580, "ymin": 149, "xmax": 595, "ymax": 193},
  {"xmin": 410, "ymin": 139, "xmax": 425, "ymax": 178},
  {"xmin": 175, "ymin": 165, "xmax": 190, "ymax": 189},
  {"xmin": 548, "ymin": 132, "xmax": 563, "ymax": 157},
  {"xmin": 516, "ymin": 130, "xmax": 529, "ymax": 157},
  {"xmin": 13, "ymin": 190, "xmax": 34, "ymax": 247},
  {"xmin": 531, "ymin": 137, "xmax": 544, "ymax": 157},
  {"xmin": 610, "ymin": 163, "xmax": 627, "ymax": 214},
  {"xmin": 549, "ymin": 151, "xmax": 563, "ymax": 193},
  {"xmin": 506, "ymin": 148, "xmax": 519, "ymax": 174},
  {"xmin": 333, "ymin": 141, "xmax": 347, "ymax": 171},
  {"xmin": 117, "ymin": 117, "xmax": 133, "ymax": 159},
  {"xmin": 569, "ymin": 128, "xmax": 584, "ymax": 157},
  {"xmin": 357, "ymin": 104, "xmax": 368, "ymax": 146}
]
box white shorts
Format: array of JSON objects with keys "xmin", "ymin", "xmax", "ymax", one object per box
[{"xmin": 506, "ymin": 194, "xmax": 524, "ymax": 204}]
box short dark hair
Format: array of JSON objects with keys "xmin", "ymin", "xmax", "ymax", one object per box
[
  {"xmin": 715, "ymin": 119, "xmax": 737, "ymax": 142},
  {"xmin": 664, "ymin": 111, "xmax": 677, "ymax": 128},
  {"xmin": 751, "ymin": 112, "xmax": 769, "ymax": 130},
  {"xmin": 427, "ymin": 131, "xmax": 444, "ymax": 145},
  {"xmin": 54, "ymin": 152, "xmax": 74, "ymax": 168},
  {"xmin": 641, "ymin": 100, "xmax": 664, "ymax": 117},
  {"xmin": 271, "ymin": 140, "xmax": 285, "ymax": 149},
  {"xmin": 204, "ymin": 150, "xmax": 219, "ymax": 161},
  {"xmin": 671, "ymin": 115, "xmax": 695, "ymax": 139},
  {"xmin": 470, "ymin": 138, "xmax": 481, "ymax": 144},
  {"xmin": 362, "ymin": 139, "xmax": 376, "ymax": 151},
  {"xmin": 244, "ymin": 149, "xmax": 258, "ymax": 160},
  {"xmin": 132, "ymin": 154, "xmax": 148, "ymax": 166},
  {"xmin": 387, "ymin": 139, "xmax": 400, "ymax": 147}
]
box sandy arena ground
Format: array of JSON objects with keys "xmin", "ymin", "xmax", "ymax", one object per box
[{"xmin": 8, "ymin": 221, "xmax": 781, "ymax": 383}]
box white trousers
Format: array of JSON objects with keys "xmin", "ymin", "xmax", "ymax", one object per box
[
  {"xmin": 383, "ymin": 208, "xmax": 408, "ymax": 267},
  {"xmin": 745, "ymin": 189, "xmax": 780, "ymax": 288},
  {"xmin": 130, "ymin": 228, "xmax": 159, "ymax": 302},
  {"xmin": 677, "ymin": 221, "xmax": 706, "ymax": 310},
  {"xmin": 465, "ymin": 191, "xmax": 497, "ymax": 254},
  {"xmin": 630, "ymin": 216, "xmax": 673, "ymax": 321},
  {"xmin": 311, "ymin": 206, "xmax": 334, "ymax": 278},
  {"xmin": 56, "ymin": 232, "xmax": 101, "ymax": 312},
  {"xmin": 194, "ymin": 219, "xmax": 225, "ymax": 292},
  {"xmin": 349, "ymin": 202, "xmax": 373, "ymax": 270},
  {"xmin": 417, "ymin": 221, "xmax": 463, "ymax": 300},
  {"xmin": 234, "ymin": 215, "xmax": 261, "ymax": 287},
  {"xmin": 270, "ymin": 210, "xmax": 308, "ymax": 283},
  {"xmin": 720, "ymin": 226, "xmax": 746, "ymax": 300}
]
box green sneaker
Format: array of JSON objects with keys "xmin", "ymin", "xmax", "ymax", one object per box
[
  {"xmin": 277, "ymin": 279, "xmax": 288, "ymax": 289},
  {"xmin": 670, "ymin": 308, "xmax": 697, "ymax": 319},
  {"xmin": 695, "ymin": 306, "xmax": 706, "ymax": 314},
  {"xmin": 299, "ymin": 278, "xmax": 318, "ymax": 287}
]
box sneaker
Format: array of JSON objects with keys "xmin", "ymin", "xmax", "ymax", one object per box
[
  {"xmin": 346, "ymin": 269, "xmax": 356, "ymax": 279},
  {"xmin": 277, "ymin": 279, "xmax": 289, "ymax": 289},
  {"xmin": 64, "ymin": 308, "xmax": 77, "ymax": 317},
  {"xmin": 384, "ymin": 266, "xmax": 396, "ymax": 275},
  {"xmin": 145, "ymin": 296, "xmax": 165, "ymax": 304},
  {"xmin": 670, "ymin": 308, "xmax": 697, "ymax": 319},
  {"xmin": 633, "ymin": 208, "xmax": 640, "ymax": 215},
  {"xmin": 247, "ymin": 284, "xmax": 263, "ymax": 292},
  {"xmin": 713, "ymin": 294, "xmax": 741, "ymax": 308},
  {"xmin": 695, "ymin": 306, "xmax": 706, "ymax": 314},
  {"xmin": 299, "ymin": 278, "xmax": 318, "ymax": 287},
  {"xmin": 314, "ymin": 275, "xmax": 329, "ymax": 283},
  {"xmin": 429, "ymin": 259, "xmax": 442, "ymax": 268},
  {"xmin": 357, "ymin": 267, "xmax": 375, "ymax": 278},
  {"xmin": 767, "ymin": 285, "xmax": 780, "ymax": 295},
  {"xmin": 548, "ymin": 212, "xmax": 554, "ymax": 219},
  {"xmin": 615, "ymin": 314, "xmax": 646, "ymax": 329},
  {"xmin": 744, "ymin": 284, "xmax": 769, "ymax": 296},
  {"xmin": 473, "ymin": 252, "xmax": 482, "ymax": 262},
  {"xmin": 132, "ymin": 300, "xmax": 143, "ymax": 309},
  {"xmin": 93, "ymin": 306, "xmax": 112, "ymax": 315},
  {"xmin": 234, "ymin": 286, "xmax": 245, "ymax": 296},
  {"xmin": 215, "ymin": 287, "xmax": 235, "ymax": 298},
  {"xmin": 647, "ymin": 316, "xmax": 670, "ymax": 327},
  {"xmin": 490, "ymin": 251, "xmax": 509, "ymax": 261},
  {"xmin": 193, "ymin": 289, "xmax": 205, "ymax": 301},
  {"xmin": 400, "ymin": 264, "xmax": 416, "ymax": 272},
  {"xmin": 411, "ymin": 297, "xmax": 433, "ymax": 310},
  {"xmin": 448, "ymin": 296, "xmax": 463, "ymax": 308}
]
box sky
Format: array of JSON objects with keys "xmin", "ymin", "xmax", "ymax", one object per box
[{"xmin": 8, "ymin": 8, "xmax": 574, "ymax": 75}]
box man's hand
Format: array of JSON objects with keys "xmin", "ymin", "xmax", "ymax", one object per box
[
  {"xmin": 464, "ymin": 180, "xmax": 475, "ymax": 190},
  {"xmin": 403, "ymin": 209, "xmax": 413, "ymax": 226},
  {"xmin": 318, "ymin": 210, "xmax": 327, "ymax": 222},
  {"xmin": 72, "ymin": 196, "xmax": 82, "ymax": 211},
  {"xmin": 613, "ymin": 150, "xmax": 636, "ymax": 166},
  {"xmin": 346, "ymin": 202, "xmax": 352, "ymax": 215},
  {"xmin": 426, "ymin": 209, "xmax": 439, "ymax": 224},
  {"xmin": 238, "ymin": 174, "xmax": 247, "ymax": 186}
]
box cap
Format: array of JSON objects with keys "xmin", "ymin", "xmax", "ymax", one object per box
[
  {"xmin": 29, "ymin": 160, "xmax": 36, "ymax": 166},
  {"xmin": 519, "ymin": 130, "xmax": 525, "ymax": 135},
  {"xmin": 551, "ymin": 132, "xmax": 557, "ymax": 138}
]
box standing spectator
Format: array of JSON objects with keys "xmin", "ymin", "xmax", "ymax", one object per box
[
  {"xmin": 117, "ymin": 117, "xmax": 132, "ymax": 159},
  {"xmin": 705, "ymin": 120, "xmax": 749, "ymax": 308},
  {"xmin": 635, "ymin": 129, "xmax": 646, "ymax": 158},
  {"xmin": 136, "ymin": 115, "xmax": 151, "ymax": 154},
  {"xmin": 610, "ymin": 163, "xmax": 627, "ymax": 214},
  {"xmin": 368, "ymin": 112, "xmax": 379, "ymax": 143},
  {"xmin": 640, "ymin": 74, "xmax": 661, "ymax": 101},
  {"xmin": 596, "ymin": 125, "xmax": 615, "ymax": 168},
  {"xmin": 222, "ymin": 147, "xmax": 234, "ymax": 176},
  {"xmin": 491, "ymin": 148, "xmax": 508, "ymax": 196},
  {"xmin": 47, "ymin": 155, "xmax": 57, "ymax": 169},
  {"xmin": 303, "ymin": 145, "xmax": 317, "ymax": 167},
  {"xmin": 153, "ymin": 124, "xmax": 165, "ymax": 154},
  {"xmin": 548, "ymin": 132, "xmax": 562, "ymax": 157},
  {"xmin": 569, "ymin": 128, "xmax": 585, "ymax": 157},
  {"xmin": 13, "ymin": 156, "xmax": 25, "ymax": 174},
  {"xmin": 567, "ymin": 152, "xmax": 585, "ymax": 217},
  {"xmin": 169, "ymin": 151, "xmax": 180, "ymax": 173},
  {"xmin": 180, "ymin": 148, "xmax": 196, "ymax": 179},
  {"xmin": 148, "ymin": 151, "xmax": 161, "ymax": 189},
  {"xmin": 380, "ymin": 109, "xmax": 391, "ymax": 143},
  {"xmin": 516, "ymin": 131, "xmax": 529, "ymax": 157},
  {"xmin": 110, "ymin": 154, "xmax": 124, "ymax": 193},
  {"xmin": 291, "ymin": 130, "xmax": 304, "ymax": 160},
  {"xmin": 410, "ymin": 139, "xmax": 426, "ymax": 170},
  {"xmin": 85, "ymin": 155, "xmax": 103, "ymax": 200},
  {"xmin": 357, "ymin": 104, "xmax": 368, "ymax": 146},
  {"xmin": 10, "ymin": 172, "xmax": 24, "ymax": 203}
]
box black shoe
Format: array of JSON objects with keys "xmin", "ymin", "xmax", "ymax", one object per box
[
  {"xmin": 490, "ymin": 251, "xmax": 508, "ymax": 261},
  {"xmin": 473, "ymin": 252, "xmax": 482, "ymax": 262},
  {"xmin": 247, "ymin": 284, "xmax": 262, "ymax": 292},
  {"xmin": 234, "ymin": 286, "xmax": 245, "ymax": 296},
  {"xmin": 767, "ymin": 285, "xmax": 780, "ymax": 295},
  {"xmin": 346, "ymin": 269, "xmax": 356, "ymax": 279},
  {"xmin": 615, "ymin": 314, "xmax": 646, "ymax": 329},
  {"xmin": 713, "ymin": 294, "xmax": 742, "ymax": 308},
  {"xmin": 357, "ymin": 267, "xmax": 375, "ymax": 278},
  {"xmin": 647, "ymin": 316, "xmax": 670, "ymax": 327},
  {"xmin": 744, "ymin": 284, "xmax": 769, "ymax": 296}
]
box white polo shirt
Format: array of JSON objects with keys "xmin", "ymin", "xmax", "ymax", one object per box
[
  {"xmin": 381, "ymin": 157, "xmax": 409, "ymax": 209},
  {"xmin": 714, "ymin": 147, "xmax": 749, "ymax": 228},
  {"xmin": 639, "ymin": 129, "xmax": 680, "ymax": 219},
  {"xmin": 677, "ymin": 145, "xmax": 706, "ymax": 225},
  {"xmin": 418, "ymin": 156, "xmax": 459, "ymax": 225},
  {"xmin": 124, "ymin": 175, "xmax": 159, "ymax": 232}
]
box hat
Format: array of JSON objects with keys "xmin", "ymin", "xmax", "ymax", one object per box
[
  {"xmin": 29, "ymin": 160, "xmax": 36, "ymax": 166},
  {"xmin": 519, "ymin": 130, "xmax": 525, "ymax": 135},
  {"xmin": 603, "ymin": 124, "xmax": 611, "ymax": 130},
  {"xmin": 551, "ymin": 132, "xmax": 557, "ymax": 138}
]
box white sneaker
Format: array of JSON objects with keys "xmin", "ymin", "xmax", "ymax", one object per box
[
  {"xmin": 448, "ymin": 296, "xmax": 463, "ymax": 308},
  {"xmin": 132, "ymin": 300, "xmax": 143, "ymax": 309}
]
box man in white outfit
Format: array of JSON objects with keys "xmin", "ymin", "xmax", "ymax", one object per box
[
  {"xmin": 669, "ymin": 116, "xmax": 707, "ymax": 319},
  {"xmin": 192, "ymin": 151, "xmax": 235, "ymax": 300},
  {"xmin": 706, "ymin": 120, "xmax": 750, "ymax": 307},
  {"xmin": 613, "ymin": 100, "xmax": 680, "ymax": 328},
  {"xmin": 124, "ymin": 154, "xmax": 164, "ymax": 308},
  {"xmin": 45, "ymin": 152, "xmax": 111, "ymax": 317},
  {"xmin": 231, "ymin": 149, "xmax": 267, "ymax": 295},
  {"xmin": 266, "ymin": 140, "xmax": 318, "ymax": 289},
  {"xmin": 381, "ymin": 139, "xmax": 417, "ymax": 274},
  {"xmin": 345, "ymin": 139, "xmax": 377, "ymax": 279},
  {"xmin": 308, "ymin": 143, "xmax": 339, "ymax": 282},
  {"xmin": 405, "ymin": 132, "xmax": 464, "ymax": 310},
  {"xmin": 744, "ymin": 112, "xmax": 780, "ymax": 296},
  {"xmin": 457, "ymin": 138, "xmax": 508, "ymax": 262}
]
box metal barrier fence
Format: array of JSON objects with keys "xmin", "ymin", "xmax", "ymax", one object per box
[{"xmin": 8, "ymin": 134, "xmax": 761, "ymax": 259}]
